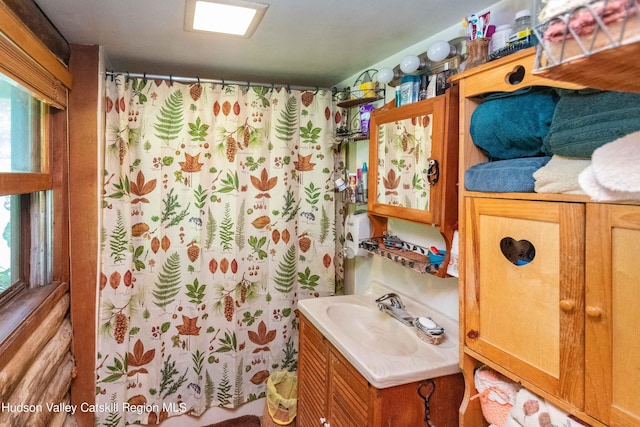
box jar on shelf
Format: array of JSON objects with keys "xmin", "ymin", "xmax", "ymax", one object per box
[
  {"xmin": 509, "ymin": 9, "xmax": 532, "ymax": 44},
  {"xmin": 491, "ymin": 24, "xmax": 513, "ymax": 53}
]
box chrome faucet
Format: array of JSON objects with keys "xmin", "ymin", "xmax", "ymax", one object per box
[{"xmin": 375, "ymin": 293, "xmax": 416, "ymax": 327}]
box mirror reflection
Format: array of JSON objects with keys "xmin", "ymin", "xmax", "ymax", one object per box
[{"xmin": 375, "ymin": 113, "xmax": 434, "ymax": 209}]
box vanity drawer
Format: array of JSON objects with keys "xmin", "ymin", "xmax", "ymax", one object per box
[{"xmin": 464, "ymin": 197, "xmax": 585, "ymax": 406}]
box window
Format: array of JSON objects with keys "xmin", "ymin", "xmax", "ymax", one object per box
[{"xmin": 0, "ymin": 72, "xmax": 53, "ymax": 302}]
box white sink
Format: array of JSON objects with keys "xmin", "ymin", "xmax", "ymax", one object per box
[
  {"xmin": 298, "ymin": 287, "xmax": 460, "ymax": 389},
  {"xmin": 326, "ymin": 302, "xmax": 419, "ymax": 356}
]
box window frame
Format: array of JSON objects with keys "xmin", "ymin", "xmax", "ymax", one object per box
[
  {"xmin": 0, "ymin": 2, "xmax": 71, "ymax": 363},
  {"xmin": 0, "ymin": 89, "xmax": 53, "ymax": 302}
]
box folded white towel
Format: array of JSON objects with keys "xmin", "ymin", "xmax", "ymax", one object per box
[
  {"xmin": 591, "ymin": 130, "xmax": 640, "ymax": 192},
  {"xmin": 538, "ymin": 0, "xmax": 601, "ymax": 22},
  {"xmin": 533, "ymin": 155, "xmax": 590, "ymax": 194},
  {"xmin": 579, "ymin": 165, "xmax": 640, "ymax": 201},
  {"xmin": 508, "ymin": 388, "xmax": 583, "ymax": 427}
]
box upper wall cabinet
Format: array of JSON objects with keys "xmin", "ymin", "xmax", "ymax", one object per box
[{"xmin": 366, "ymin": 87, "xmax": 459, "ymax": 276}]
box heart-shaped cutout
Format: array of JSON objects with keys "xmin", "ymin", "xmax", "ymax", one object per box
[
  {"xmin": 500, "ymin": 237, "xmax": 535, "ymax": 266},
  {"xmin": 506, "ymin": 65, "xmax": 526, "ymax": 86}
]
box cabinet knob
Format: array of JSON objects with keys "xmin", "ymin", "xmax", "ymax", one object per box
[
  {"xmin": 320, "ymin": 417, "xmax": 327, "ymax": 425},
  {"xmin": 586, "ymin": 306, "xmax": 603, "ymax": 318},
  {"xmin": 559, "ymin": 300, "xmax": 575, "ymax": 312}
]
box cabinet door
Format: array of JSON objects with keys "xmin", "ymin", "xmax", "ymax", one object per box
[
  {"xmin": 368, "ymin": 95, "xmax": 447, "ymax": 226},
  {"xmin": 298, "ymin": 315, "xmax": 329, "ymax": 427},
  {"xmin": 464, "ymin": 197, "xmax": 585, "ymax": 406},
  {"xmin": 327, "ymin": 350, "xmax": 370, "ymax": 427},
  {"xmin": 586, "ymin": 204, "xmax": 640, "ymax": 426}
]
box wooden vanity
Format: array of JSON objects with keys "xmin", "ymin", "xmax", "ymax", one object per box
[{"xmin": 298, "ymin": 313, "xmax": 464, "ymax": 427}]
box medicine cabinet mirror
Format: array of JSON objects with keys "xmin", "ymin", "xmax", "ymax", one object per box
[
  {"xmin": 366, "ymin": 88, "xmax": 459, "ymax": 277},
  {"xmin": 368, "ymin": 96, "xmax": 447, "ymax": 226}
]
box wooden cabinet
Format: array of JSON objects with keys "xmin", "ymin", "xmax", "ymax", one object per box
[
  {"xmin": 464, "ymin": 197, "xmax": 585, "ymax": 407},
  {"xmin": 452, "ymin": 48, "xmax": 640, "ymax": 427},
  {"xmin": 585, "ymin": 204, "xmax": 640, "ymax": 426},
  {"xmin": 366, "ymin": 87, "xmax": 459, "ymax": 277},
  {"xmin": 298, "ymin": 313, "xmax": 464, "ymax": 427}
]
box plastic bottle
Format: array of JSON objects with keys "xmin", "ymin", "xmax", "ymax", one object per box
[
  {"xmin": 361, "ymin": 162, "xmax": 368, "ymax": 202},
  {"xmin": 418, "ymin": 74, "xmax": 428, "ymax": 101},
  {"xmin": 395, "ymin": 86, "xmax": 401, "ymax": 107},
  {"xmin": 509, "ymin": 9, "xmax": 532, "ymax": 44},
  {"xmin": 412, "ymin": 76, "xmax": 421, "ymax": 103},
  {"xmin": 426, "ymin": 72, "xmax": 438, "ymax": 99},
  {"xmin": 399, "ymin": 75, "xmax": 419, "ymax": 106}
]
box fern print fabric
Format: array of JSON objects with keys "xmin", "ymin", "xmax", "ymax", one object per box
[{"xmin": 98, "ymin": 76, "xmax": 337, "ymax": 425}]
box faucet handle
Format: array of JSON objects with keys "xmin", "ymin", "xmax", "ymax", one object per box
[{"xmin": 375, "ymin": 292, "xmax": 405, "ymax": 309}]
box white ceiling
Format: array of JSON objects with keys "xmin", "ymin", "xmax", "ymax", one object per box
[{"xmin": 34, "ymin": 0, "xmax": 497, "ymax": 88}]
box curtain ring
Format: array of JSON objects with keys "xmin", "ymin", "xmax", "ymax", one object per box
[
  {"xmin": 287, "ymin": 84, "xmax": 291, "ymax": 93},
  {"xmin": 247, "ymin": 81, "xmax": 251, "ymax": 88},
  {"xmin": 143, "ymin": 72, "xmax": 147, "ymax": 83},
  {"xmin": 126, "ymin": 71, "xmax": 130, "ymax": 83},
  {"xmin": 197, "ymin": 76, "xmax": 201, "ymax": 87},
  {"xmin": 314, "ymin": 86, "xmax": 319, "ymax": 95},
  {"xmin": 221, "ymin": 79, "xmax": 225, "ymax": 88},
  {"xmin": 169, "ymin": 75, "xmax": 173, "ymax": 86},
  {"xmin": 271, "ymin": 83, "xmax": 275, "ymax": 91}
]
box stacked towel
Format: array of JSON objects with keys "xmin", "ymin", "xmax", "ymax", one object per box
[
  {"xmin": 533, "ymin": 155, "xmax": 591, "ymax": 194},
  {"xmin": 538, "ymin": 0, "xmax": 595, "ymax": 23},
  {"xmin": 544, "ymin": 89, "xmax": 640, "ymax": 158},
  {"xmin": 470, "ymin": 88, "xmax": 558, "ymax": 161},
  {"xmin": 465, "ymin": 157, "xmax": 551, "ymax": 193},
  {"xmin": 542, "ymin": 0, "xmax": 636, "ymax": 42},
  {"xmin": 579, "ymin": 130, "xmax": 640, "ymax": 201}
]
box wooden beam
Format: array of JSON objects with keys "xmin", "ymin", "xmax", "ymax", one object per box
[
  {"xmin": 0, "ymin": 0, "xmax": 70, "ymax": 65},
  {"xmin": 68, "ymin": 43, "xmax": 100, "ymax": 427}
]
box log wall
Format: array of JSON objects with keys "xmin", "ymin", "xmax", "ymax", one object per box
[{"xmin": 0, "ymin": 294, "xmax": 77, "ymax": 427}]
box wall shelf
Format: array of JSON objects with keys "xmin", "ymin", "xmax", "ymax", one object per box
[{"xmin": 360, "ymin": 236, "xmax": 447, "ymax": 276}]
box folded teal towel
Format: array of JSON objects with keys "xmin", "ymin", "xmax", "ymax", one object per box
[
  {"xmin": 470, "ymin": 87, "xmax": 558, "ymax": 160},
  {"xmin": 544, "ymin": 89, "xmax": 640, "ymax": 158},
  {"xmin": 465, "ymin": 157, "xmax": 552, "ymax": 193}
]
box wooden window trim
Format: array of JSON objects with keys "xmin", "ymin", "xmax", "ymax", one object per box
[
  {"xmin": 0, "ymin": 2, "xmax": 72, "ymax": 91},
  {"xmin": 0, "ymin": 0, "xmax": 71, "ymax": 388},
  {"xmin": 0, "ymin": 173, "xmax": 52, "ymax": 195}
]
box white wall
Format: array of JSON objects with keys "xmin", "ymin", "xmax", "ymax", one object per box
[
  {"xmin": 340, "ymin": 0, "xmax": 533, "ymax": 320},
  {"xmin": 335, "ymin": 0, "xmax": 533, "ymax": 91}
]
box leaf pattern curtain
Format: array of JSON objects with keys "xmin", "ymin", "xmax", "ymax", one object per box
[{"xmin": 98, "ymin": 76, "xmax": 340, "ymax": 425}]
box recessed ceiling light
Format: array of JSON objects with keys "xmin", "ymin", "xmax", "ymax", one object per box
[{"xmin": 184, "ymin": 0, "xmax": 268, "ymax": 37}]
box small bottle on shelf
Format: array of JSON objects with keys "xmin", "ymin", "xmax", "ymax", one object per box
[
  {"xmin": 509, "ymin": 9, "xmax": 533, "ymax": 45},
  {"xmin": 426, "ymin": 72, "xmax": 438, "ymax": 99},
  {"xmin": 361, "ymin": 162, "xmax": 368, "ymax": 202},
  {"xmin": 418, "ymin": 74, "xmax": 429, "ymax": 101}
]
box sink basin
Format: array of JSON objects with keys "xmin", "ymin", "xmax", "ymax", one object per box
[
  {"xmin": 298, "ymin": 291, "xmax": 460, "ymax": 389},
  {"xmin": 327, "ymin": 303, "xmax": 418, "ymax": 356}
]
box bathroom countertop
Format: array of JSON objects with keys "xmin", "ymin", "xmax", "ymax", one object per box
[{"xmin": 298, "ymin": 283, "xmax": 460, "ymax": 389}]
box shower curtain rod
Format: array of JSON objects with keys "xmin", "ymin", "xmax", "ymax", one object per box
[{"xmin": 105, "ymin": 70, "xmax": 333, "ymax": 93}]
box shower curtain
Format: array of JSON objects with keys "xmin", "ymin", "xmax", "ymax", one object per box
[{"xmin": 97, "ymin": 75, "xmax": 342, "ymax": 425}]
